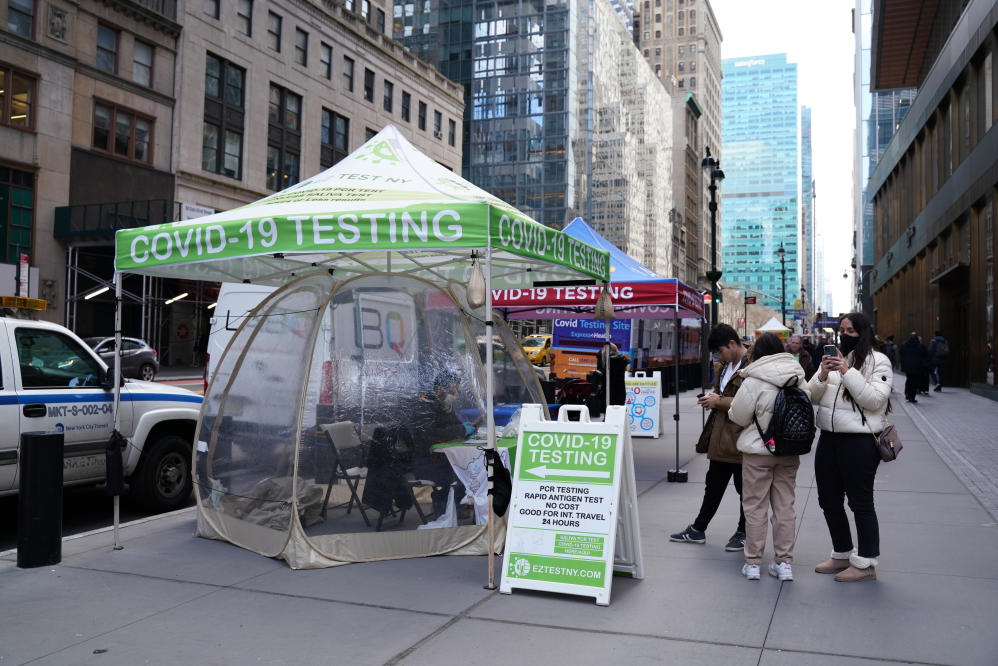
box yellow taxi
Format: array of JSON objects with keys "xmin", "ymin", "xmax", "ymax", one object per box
[{"xmin": 521, "ymin": 334, "xmax": 552, "ymax": 365}]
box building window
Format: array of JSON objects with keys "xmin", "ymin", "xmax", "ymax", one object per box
[
  {"xmin": 366, "ymin": 127, "xmax": 377, "ymax": 140},
  {"xmin": 266, "ymin": 83, "xmax": 302, "ymax": 190},
  {"xmin": 320, "ymin": 42, "xmax": 332, "ymax": 79},
  {"xmin": 655, "ymin": 13, "xmax": 661, "ymax": 22},
  {"xmin": 689, "ymin": 77, "xmax": 695, "ymax": 87},
  {"xmin": 202, "ymin": 53, "xmax": 245, "ymax": 179},
  {"xmin": 344, "ymin": 0, "xmax": 354, "ymax": 10},
  {"xmin": 690, "ymin": 61, "xmax": 696, "ymax": 71},
  {"xmin": 236, "ymin": 0, "xmax": 252, "ymax": 35},
  {"xmin": 690, "ymin": 9, "xmax": 695, "ymax": 19},
  {"xmin": 362, "ymin": 0, "xmax": 370, "ymax": 21},
  {"xmin": 643, "ymin": 49, "xmax": 649, "ymax": 57},
  {"xmin": 267, "ymin": 12, "xmax": 281, "ymax": 52},
  {"xmin": 401, "ymin": 91, "xmax": 411, "ymax": 122},
  {"xmin": 418, "ymin": 101, "xmax": 426, "ymax": 130},
  {"xmin": 448, "ymin": 118, "xmax": 456, "ymax": 146},
  {"xmin": 655, "ymin": 47, "xmax": 661, "ymax": 56},
  {"xmin": 678, "ymin": 62, "xmax": 684, "ymax": 72},
  {"xmin": 363, "ymin": 68, "xmax": 375, "ymax": 102},
  {"xmin": 690, "ymin": 26, "xmax": 695, "ymax": 35},
  {"xmin": 96, "ymin": 24, "xmax": 118, "ymax": 73},
  {"xmin": 343, "ymin": 56, "xmax": 354, "ymax": 92},
  {"xmin": 0, "ymin": 67, "xmax": 36, "ymax": 129},
  {"xmin": 383, "ymin": 80, "xmax": 393, "ymax": 112},
  {"xmin": 204, "ymin": 0, "xmax": 219, "ymax": 19},
  {"xmin": 133, "ymin": 41, "xmax": 153, "ymax": 86},
  {"xmin": 294, "ymin": 28, "xmax": 308, "ymax": 66},
  {"xmin": 655, "ymin": 64, "xmax": 661, "ymax": 78},
  {"xmin": 320, "ymin": 108, "xmax": 349, "ymax": 167},
  {"xmin": 433, "ymin": 110, "xmax": 442, "ymax": 138},
  {"xmin": 655, "ymin": 30, "xmax": 661, "ymax": 38},
  {"xmin": 377, "ymin": 8, "xmax": 385, "ymax": 33},
  {"xmin": 690, "ymin": 43, "xmax": 696, "ymax": 53},
  {"xmin": 0, "ymin": 167, "xmax": 34, "ymax": 264},
  {"xmin": 93, "ymin": 102, "xmax": 152, "ymax": 163},
  {"xmin": 643, "ymin": 31, "xmax": 649, "ymax": 40},
  {"xmin": 678, "ymin": 78, "xmax": 684, "ymax": 88},
  {"xmin": 8, "ymin": 0, "xmax": 34, "ymax": 37},
  {"xmin": 677, "ymin": 27, "xmax": 683, "ymax": 36},
  {"xmin": 678, "ymin": 45, "xmax": 684, "ymax": 55}
]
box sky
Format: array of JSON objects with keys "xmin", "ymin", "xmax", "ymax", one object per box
[{"xmin": 709, "ymin": 0, "xmax": 856, "ymax": 316}]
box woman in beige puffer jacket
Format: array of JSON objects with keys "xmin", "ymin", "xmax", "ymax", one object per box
[{"xmin": 728, "ymin": 333, "xmax": 809, "ymax": 582}]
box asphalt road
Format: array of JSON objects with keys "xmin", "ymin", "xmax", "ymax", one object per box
[
  {"xmin": 0, "ymin": 486, "xmax": 196, "ymax": 553},
  {"xmin": 1, "ymin": 376, "xmax": 202, "ymax": 554}
]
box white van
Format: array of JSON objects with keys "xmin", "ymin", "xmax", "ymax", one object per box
[{"xmin": 205, "ymin": 283, "xmax": 275, "ymax": 391}]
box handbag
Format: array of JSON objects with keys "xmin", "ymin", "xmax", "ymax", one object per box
[
  {"xmin": 860, "ymin": 404, "xmax": 903, "ymax": 462},
  {"xmin": 696, "ymin": 411, "xmax": 715, "ymax": 454}
]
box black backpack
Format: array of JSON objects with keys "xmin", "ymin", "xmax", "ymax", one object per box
[
  {"xmin": 753, "ymin": 377, "xmax": 815, "ymax": 456},
  {"xmin": 933, "ymin": 339, "xmax": 950, "ymax": 360}
]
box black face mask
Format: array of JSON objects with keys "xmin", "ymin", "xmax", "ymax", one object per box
[{"xmin": 839, "ymin": 333, "xmax": 859, "ymax": 356}]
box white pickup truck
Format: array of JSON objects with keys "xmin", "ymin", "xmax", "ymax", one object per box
[{"xmin": 0, "ymin": 316, "xmax": 202, "ymax": 511}]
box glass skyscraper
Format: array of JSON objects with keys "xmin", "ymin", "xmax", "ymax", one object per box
[
  {"xmin": 395, "ymin": 0, "xmax": 580, "ymax": 228},
  {"xmin": 720, "ymin": 53, "xmax": 799, "ymax": 312}
]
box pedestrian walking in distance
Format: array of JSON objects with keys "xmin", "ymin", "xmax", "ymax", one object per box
[
  {"xmin": 787, "ymin": 334, "xmax": 816, "ymax": 381},
  {"xmin": 808, "ymin": 312, "xmax": 893, "ymax": 582},
  {"xmin": 898, "ymin": 332, "xmax": 927, "ymax": 403},
  {"xmin": 728, "ymin": 333, "xmax": 809, "ymax": 582},
  {"xmin": 670, "ymin": 324, "xmax": 749, "ymax": 552},
  {"xmin": 928, "ymin": 330, "xmax": 949, "ymax": 391}
]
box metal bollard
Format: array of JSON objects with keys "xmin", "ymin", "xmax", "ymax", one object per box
[{"xmin": 17, "ymin": 431, "xmax": 64, "ymax": 568}]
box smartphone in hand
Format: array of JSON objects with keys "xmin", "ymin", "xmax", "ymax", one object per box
[{"xmin": 823, "ymin": 344, "xmax": 838, "ymax": 356}]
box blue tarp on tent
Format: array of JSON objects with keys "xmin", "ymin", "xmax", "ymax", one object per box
[{"xmin": 561, "ymin": 218, "xmax": 662, "ymax": 282}]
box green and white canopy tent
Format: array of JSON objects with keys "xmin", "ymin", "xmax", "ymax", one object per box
[{"xmin": 110, "ymin": 125, "xmax": 610, "ymax": 570}]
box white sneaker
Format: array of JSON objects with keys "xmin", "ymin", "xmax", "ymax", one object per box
[
  {"xmin": 742, "ymin": 563, "xmax": 760, "ymax": 580},
  {"xmin": 769, "ymin": 561, "xmax": 793, "ymax": 581}
]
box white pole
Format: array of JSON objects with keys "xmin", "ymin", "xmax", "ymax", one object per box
[
  {"xmin": 484, "ymin": 242, "xmax": 497, "ymax": 589},
  {"xmin": 112, "ymin": 273, "xmax": 123, "ymax": 550}
]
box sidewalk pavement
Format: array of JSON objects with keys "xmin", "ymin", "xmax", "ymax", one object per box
[
  {"xmin": 155, "ymin": 364, "xmax": 203, "ymax": 382},
  {"xmin": 3, "ymin": 382, "xmax": 998, "ymax": 665}
]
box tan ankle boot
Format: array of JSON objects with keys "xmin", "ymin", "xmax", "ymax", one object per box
[
  {"xmin": 834, "ymin": 565, "xmax": 876, "ymax": 582},
  {"xmin": 814, "ymin": 558, "xmax": 850, "ymax": 574}
]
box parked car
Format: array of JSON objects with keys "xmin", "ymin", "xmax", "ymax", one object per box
[
  {"xmin": 521, "ymin": 334, "xmax": 552, "ymax": 365},
  {"xmin": 84, "ymin": 336, "xmax": 159, "ymax": 381}
]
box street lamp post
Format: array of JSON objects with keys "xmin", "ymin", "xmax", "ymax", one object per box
[
  {"xmin": 701, "ymin": 147, "xmax": 725, "ymax": 330},
  {"xmin": 777, "ymin": 242, "xmax": 786, "ymax": 326}
]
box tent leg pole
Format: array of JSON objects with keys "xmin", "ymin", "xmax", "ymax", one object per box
[
  {"xmin": 668, "ymin": 308, "xmax": 687, "ymax": 482},
  {"xmin": 485, "ymin": 494, "xmax": 496, "ymax": 590}
]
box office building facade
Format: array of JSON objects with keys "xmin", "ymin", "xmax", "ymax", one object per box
[
  {"xmin": 1, "ymin": 0, "xmax": 462, "ymax": 361},
  {"xmin": 720, "ymin": 54, "xmax": 799, "ymax": 313},
  {"xmin": 867, "ymin": 0, "xmax": 997, "ymax": 388},
  {"xmin": 396, "ymin": 0, "xmax": 675, "ymax": 273},
  {"xmin": 634, "ymin": 0, "xmax": 722, "ymax": 290},
  {"xmin": 801, "ymin": 106, "xmax": 814, "ymax": 316}
]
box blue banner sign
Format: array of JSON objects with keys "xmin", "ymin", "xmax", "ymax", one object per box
[{"xmin": 553, "ymin": 318, "xmax": 631, "ymax": 350}]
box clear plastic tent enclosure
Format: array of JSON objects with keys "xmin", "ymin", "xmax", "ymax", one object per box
[{"xmin": 195, "ymin": 271, "xmax": 545, "ymax": 568}]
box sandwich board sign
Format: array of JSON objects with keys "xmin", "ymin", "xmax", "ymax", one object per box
[
  {"xmin": 500, "ymin": 404, "xmax": 643, "ymax": 605},
  {"xmin": 624, "ymin": 370, "xmax": 661, "ymax": 437}
]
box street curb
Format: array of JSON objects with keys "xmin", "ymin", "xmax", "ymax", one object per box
[{"xmin": 0, "ymin": 506, "xmax": 197, "ymax": 559}]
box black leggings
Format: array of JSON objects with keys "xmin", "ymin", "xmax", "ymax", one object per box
[
  {"xmin": 815, "ymin": 431, "xmax": 881, "ymax": 558},
  {"xmin": 693, "ymin": 460, "xmax": 746, "ymax": 534}
]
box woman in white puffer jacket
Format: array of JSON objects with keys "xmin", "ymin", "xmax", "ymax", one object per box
[
  {"xmin": 807, "ymin": 311, "xmax": 893, "ymax": 583},
  {"xmin": 728, "ymin": 333, "xmax": 809, "ymax": 582}
]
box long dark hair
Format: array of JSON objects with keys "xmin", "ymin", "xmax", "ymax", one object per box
[
  {"xmin": 751, "ymin": 332, "xmax": 785, "ymax": 361},
  {"xmin": 840, "ymin": 311, "xmax": 875, "ymax": 370}
]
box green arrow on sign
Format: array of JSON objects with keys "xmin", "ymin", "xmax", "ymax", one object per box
[{"xmin": 525, "ymin": 466, "xmax": 611, "ymax": 480}]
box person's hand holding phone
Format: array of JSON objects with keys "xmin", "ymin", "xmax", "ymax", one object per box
[
  {"xmin": 818, "ymin": 346, "xmax": 847, "ymax": 380},
  {"xmin": 697, "ymin": 392, "xmax": 719, "ymax": 409}
]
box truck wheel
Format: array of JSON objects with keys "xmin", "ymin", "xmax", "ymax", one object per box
[
  {"xmin": 132, "ymin": 435, "xmax": 192, "ymax": 511},
  {"xmin": 140, "ymin": 363, "xmax": 156, "ymax": 381}
]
